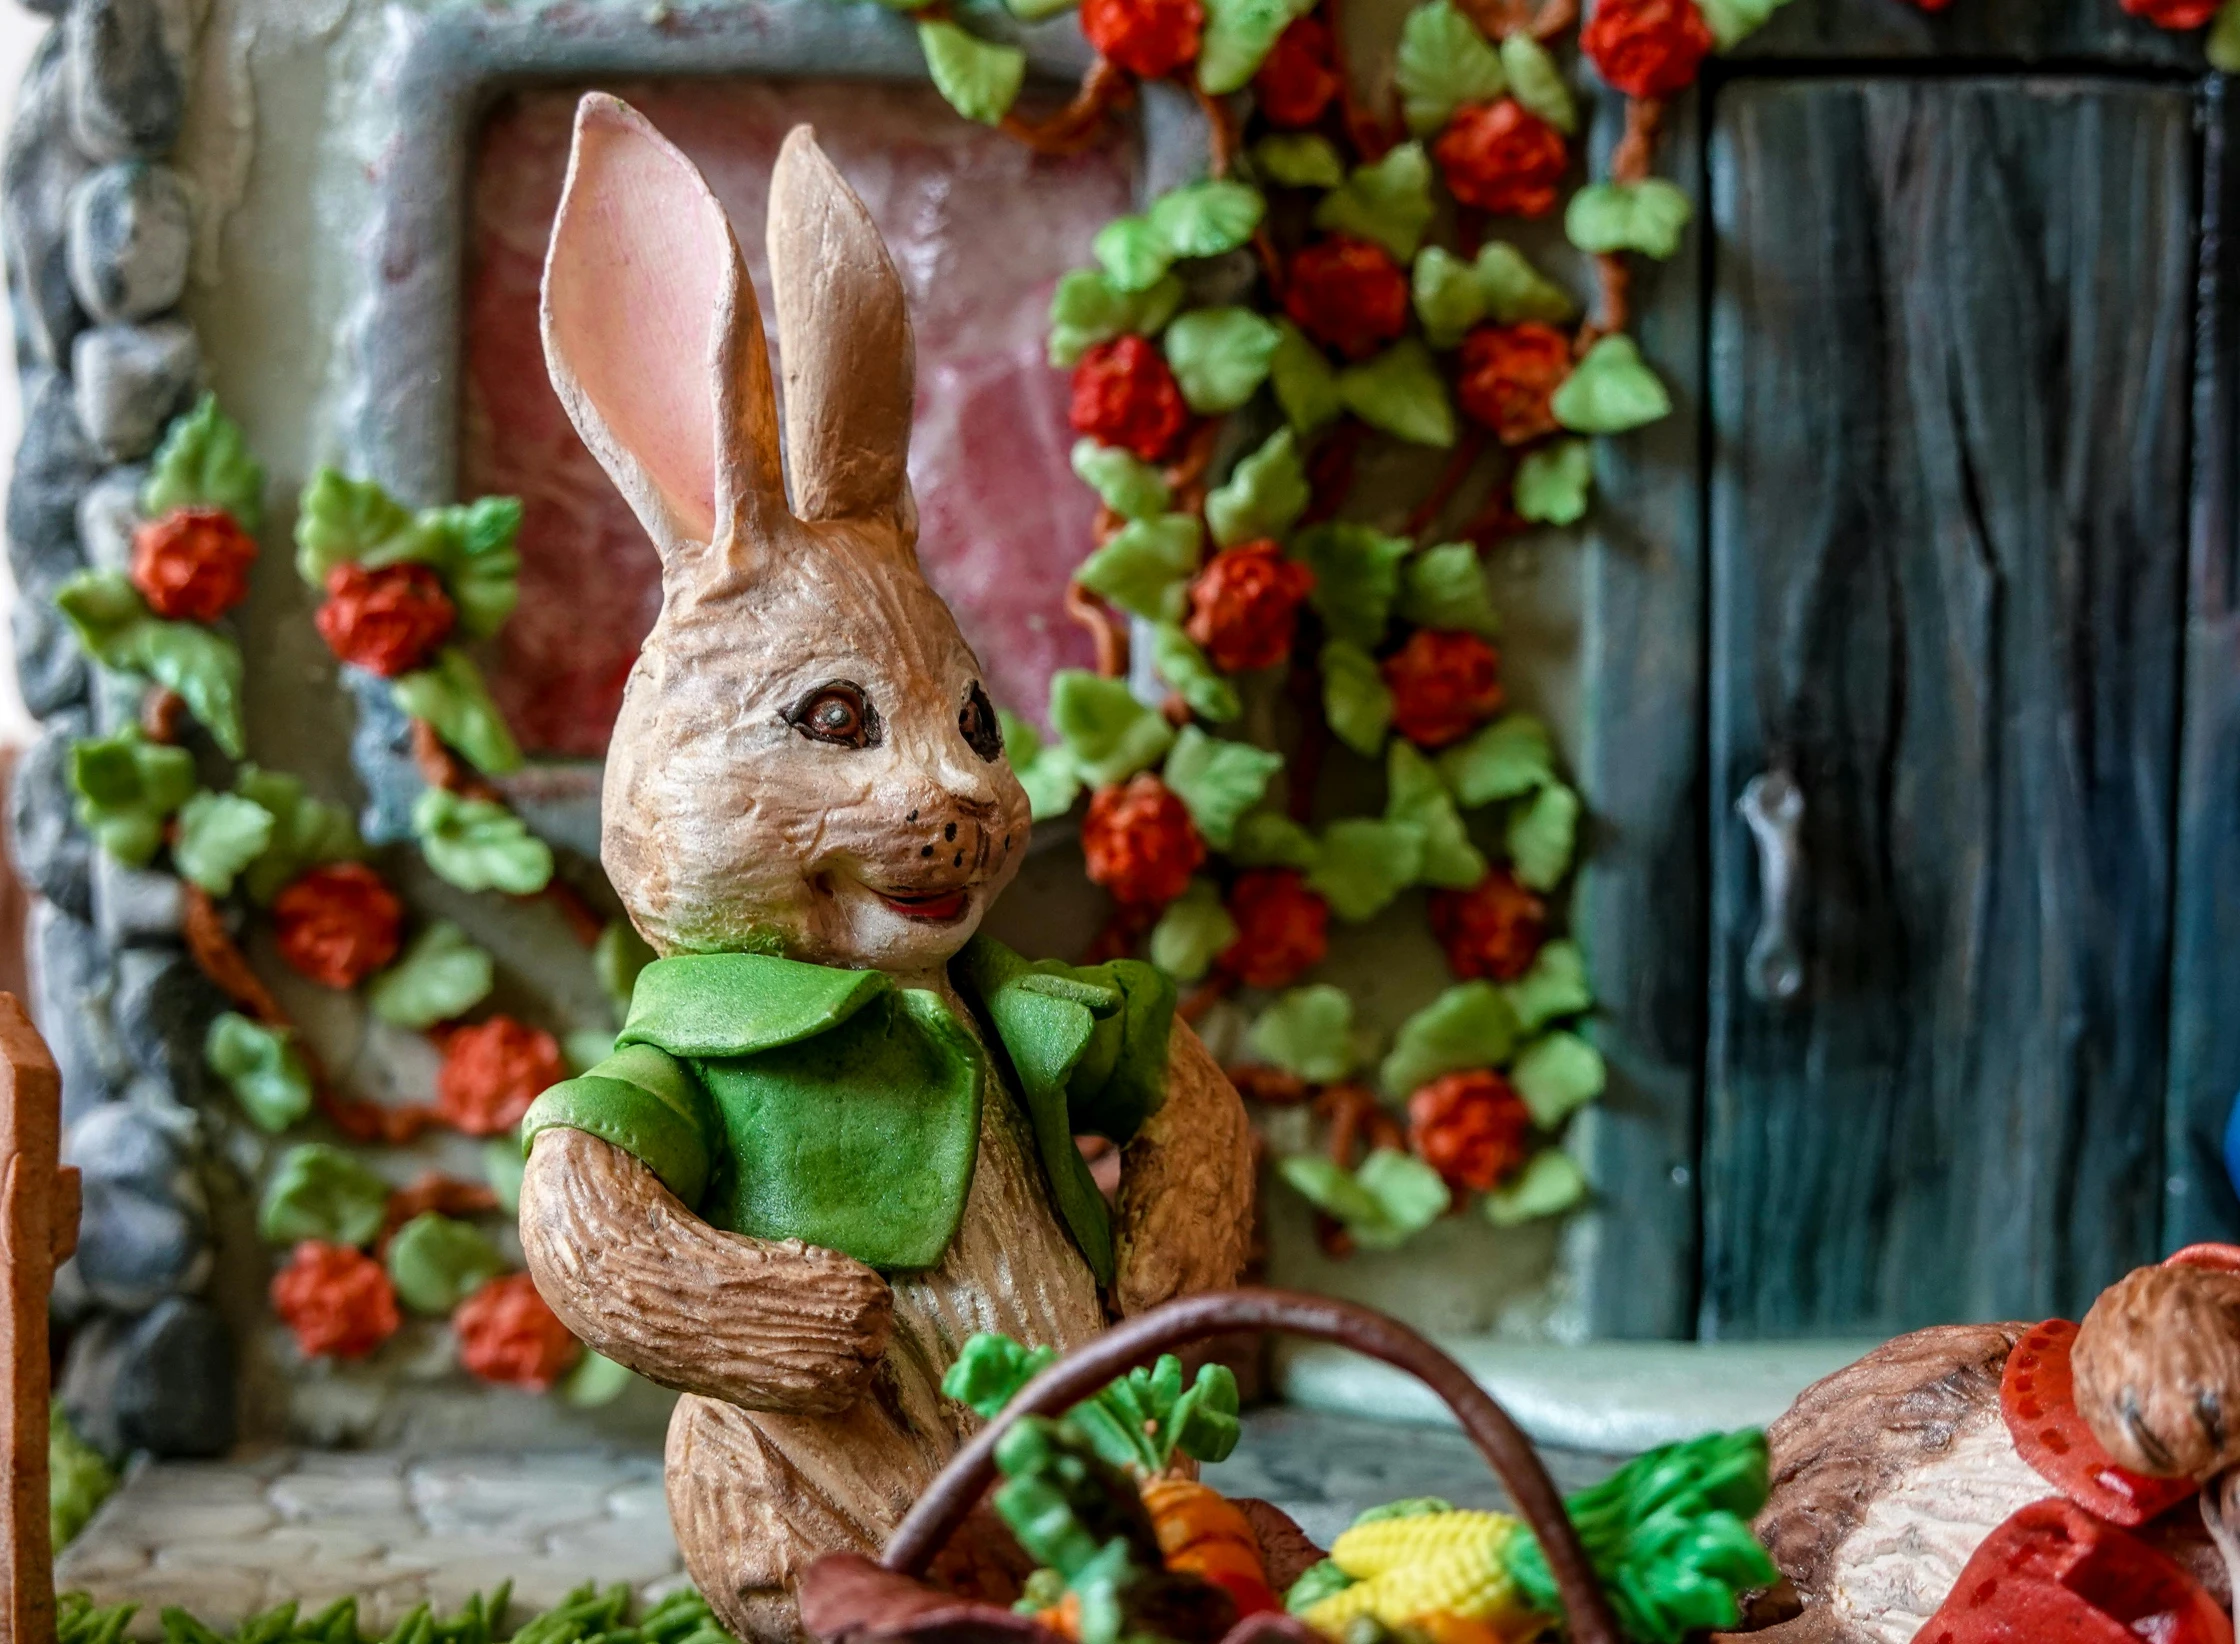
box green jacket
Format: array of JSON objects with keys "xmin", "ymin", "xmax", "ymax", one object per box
[{"xmin": 519, "ymin": 936, "xmax": 1174, "ymax": 1283}]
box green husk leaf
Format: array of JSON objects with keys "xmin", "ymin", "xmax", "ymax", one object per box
[
  {"xmin": 1070, "ymin": 439, "xmax": 1172, "ymax": 520},
  {"xmin": 1307, "ymin": 816, "xmax": 1426, "ymax": 921},
  {"xmin": 1337, "ymin": 338, "xmax": 1456, "ymax": 447},
  {"xmin": 1510, "ymin": 1029, "xmax": 1606, "ymax": 1125},
  {"xmin": 204, "ymin": 1013, "xmax": 313, "ymax": 1134},
  {"xmin": 1254, "ymin": 133, "xmax": 1348, "ymax": 190},
  {"xmin": 1398, "ymin": 540, "xmax": 1499, "ymax": 636},
  {"xmin": 1412, "ymin": 246, "xmax": 1488, "ymax": 350},
  {"xmin": 1150, "ymin": 623, "xmax": 1241, "ymax": 724},
  {"xmin": 1514, "ymin": 438, "xmax": 1593, "ymax": 526},
  {"xmin": 416, "ymin": 496, "xmax": 523, "ymax": 639},
  {"xmin": 1232, "ymin": 811, "xmax": 1321, "ymax": 870},
  {"xmin": 411, "ymin": 788, "xmax": 554, "ymax": 896},
  {"xmin": 1552, "ymin": 334, "xmax": 1673, "ymax": 435},
  {"xmin": 1507, "ymin": 779, "xmax": 1580, "ymax": 889},
  {"xmin": 1198, "ymin": 0, "xmax": 1315, "ymax": 92},
  {"xmin": 172, "ymin": 791, "xmax": 276, "ymax": 896},
  {"xmin": 917, "ymin": 20, "xmax": 1026, "ymax": 125},
  {"xmin": 1047, "ymin": 270, "xmax": 1187, "ymax": 366},
  {"xmin": 1386, "ymin": 742, "xmax": 1486, "ymax": 889},
  {"xmin": 1499, "ymin": 32, "xmax": 1576, "ymax": 133},
  {"xmin": 66, "ymin": 729, "xmax": 195, "ymax": 867},
  {"xmin": 1286, "ymin": 1560, "xmax": 1358, "ymax": 1614},
  {"xmin": 1164, "ymin": 306, "xmax": 1283, "ymax": 414},
  {"xmin": 1249, "ymin": 984, "xmax": 1356, "ymax": 1081},
  {"xmin": 999, "ymin": 709, "xmax": 1084, "ymax": 820},
  {"xmin": 1270, "ymin": 320, "xmax": 1345, "ymax": 436},
  {"xmin": 142, "ymin": 393, "xmax": 264, "ymax": 530},
  {"xmin": 1440, "ymin": 712, "xmax": 1555, "ymax": 807},
  {"xmin": 1074, "ymin": 512, "xmax": 1203, "ymax": 620},
  {"xmin": 1162, "ymin": 725, "xmax": 1284, "ymax": 849},
  {"xmin": 1205, "ymin": 428, "xmax": 1309, "ymax": 548},
  {"xmin": 1048, "ymin": 670, "xmax": 1176, "ymax": 787},
  {"xmin": 292, "ymin": 468, "xmax": 434, "ymax": 586},
  {"xmin": 366, "ymin": 922, "xmax": 495, "ymax": 1031},
  {"xmin": 258, "ymin": 1142, "xmax": 390, "ymax": 1247},
  {"xmin": 391, "ymin": 649, "xmax": 522, "ymax": 776},
  {"xmin": 1320, "ymin": 638, "xmax": 1394, "ymax": 757},
  {"xmin": 1149, "ymin": 878, "xmax": 1240, "ymax": 982},
  {"xmin": 1477, "ymin": 241, "xmax": 1581, "ymax": 324},
  {"xmin": 1394, "ymin": 2, "xmax": 1505, "ymax": 138},
  {"xmin": 1313, "ymin": 142, "xmax": 1436, "ymax": 261},
  {"xmin": 1381, "ymin": 980, "xmax": 1520, "ymax": 1098},
  {"xmin": 1147, "ymin": 179, "xmax": 1267, "ymax": 258},
  {"xmin": 1504, "ymin": 938, "xmax": 1593, "ymax": 1032},
  {"xmin": 1290, "ymin": 522, "xmax": 1412, "ymax": 648},
  {"xmin": 1565, "ymin": 178, "xmax": 1695, "ymax": 260},
  {"xmin": 1484, "ymin": 1148, "xmax": 1589, "ymax": 1225},
  {"xmin": 385, "ymin": 1213, "xmax": 506, "ymax": 1314}
]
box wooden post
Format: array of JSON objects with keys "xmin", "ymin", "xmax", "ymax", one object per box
[{"xmin": 0, "ymin": 995, "xmax": 74, "ymax": 1644}]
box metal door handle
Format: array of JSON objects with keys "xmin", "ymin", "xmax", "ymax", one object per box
[{"xmin": 1738, "ymin": 771, "xmax": 1805, "ymax": 1004}]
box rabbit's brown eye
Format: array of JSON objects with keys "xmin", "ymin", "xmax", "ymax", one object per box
[
  {"xmin": 788, "ymin": 681, "xmax": 880, "ymax": 749},
  {"xmin": 960, "ymin": 681, "xmax": 1002, "ymax": 763}
]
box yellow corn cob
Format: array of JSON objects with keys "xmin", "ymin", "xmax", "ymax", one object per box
[
  {"xmin": 1303, "ymin": 1511, "xmax": 1537, "ymax": 1638},
  {"xmin": 1331, "ymin": 1510, "xmax": 1516, "ymax": 1579}
]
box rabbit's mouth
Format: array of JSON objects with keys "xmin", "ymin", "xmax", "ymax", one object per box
[{"xmin": 870, "ymin": 885, "xmax": 972, "ymax": 923}]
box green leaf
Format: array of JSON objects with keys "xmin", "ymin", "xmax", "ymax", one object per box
[
  {"xmin": 55, "ymin": 571, "xmax": 246, "ymax": 755},
  {"xmin": 1308, "ymin": 817, "xmax": 1425, "ymax": 921},
  {"xmin": 391, "ymin": 649, "xmax": 522, "ymax": 776},
  {"xmin": 1412, "ymin": 246, "xmax": 1488, "ymax": 350},
  {"xmin": 1249, "ymin": 984, "xmax": 1356, "ymax": 1081},
  {"xmin": 385, "ymin": 1213, "xmax": 506, "ymax": 1314},
  {"xmin": 204, "ymin": 1013, "xmax": 313, "ymax": 1133},
  {"xmin": 1551, "ymin": 335, "xmax": 1672, "ymax": 435},
  {"xmin": 1351, "ymin": 1147, "xmax": 1452, "ymax": 1249},
  {"xmin": 1394, "ymin": 3, "xmax": 1505, "ymax": 138},
  {"xmin": 1198, "ymin": 0, "xmax": 1314, "ymax": 93},
  {"xmin": 258, "ymin": 1143, "xmax": 389, "ymax": 1247},
  {"xmin": 2216, "ymin": 0, "xmax": 2240, "ymax": 73},
  {"xmin": 1047, "ymin": 270, "xmax": 1186, "ymax": 366},
  {"xmin": 411, "ymin": 788, "xmax": 554, "ymax": 896},
  {"xmin": 292, "ymin": 468, "xmax": 433, "ymax": 586},
  {"xmin": 234, "ymin": 766, "xmax": 363, "ymax": 904},
  {"xmin": 917, "ymin": 20, "xmax": 1026, "ymax": 125},
  {"xmin": 1565, "ymin": 178, "xmax": 1694, "ymax": 260},
  {"xmin": 1070, "ymin": 439, "xmax": 1171, "ymax": 521},
  {"xmin": 1150, "ymin": 623, "xmax": 1241, "ymax": 724},
  {"xmin": 1513, "ymin": 438, "xmax": 1593, "ymax": 526},
  {"xmin": 944, "ymin": 1332, "xmax": 1060, "ymax": 1419},
  {"xmin": 1291, "ymin": 523, "xmax": 1412, "ymax": 648},
  {"xmin": 1381, "ymin": 981, "xmax": 1520, "ymax": 1098},
  {"xmin": 1254, "ymin": 133, "xmax": 1348, "ymax": 190},
  {"xmin": 1386, "ymin": 742, "xmax": 1485, "ymax": 889},
  {"xmin": 565, "ymin": 1030, "xmax": 617, "ymax": 1074},
  {"xmin": 1162, "ymin": 725, "xmax": 1284, "ymax": 849},
  {"xmin": 1147, "ymin": 180, "xmax": 1267, "ymax": 259},
  {"xmin": 1206, "ymin": 428, "xmax": 1309, "ymax": 549},
  {"xmin": 1232, "ymin": 811, "xmax": 1321, "ymax": 869},
  {"xmin": 67, "ymin": 729, "xmax": 195, "ymax": 867},
  {"xmin": 561, "ymin": 1350, "xmax": 637, "ymax": 1408},
  {"xmin": 142, "ymin": 393, "xmax": 264, "ymax": 530},
  {"xmin": 1510, "ymin": 1030, "xmax": 1606, "ymax": 1126},
  {"xmin": 1164, "ymin": 307, "xmax": 1283, "ymax": 414},
  {"xmin": 417, "ymin": 496, "xmax": 523, "ymax": 640},
  {"xmin": 1270, "ymin": 320, "xmax": 1345, "ymax": 436},
  {"xmin": 594, "ymin": 917, "xmax": 656, "ymax": 1021},
  {"xmin": 1698, "ymin": 0, "xmax": 1795, "ymax": 48},
  {"xmin": 1507, "ymin": 780, "xmax": 1580, "ymax": 889},
  {"xmin": 1499, "ymin": 32, "xmax": 1576, "ymax": 134},
  {"xmin": 1279, "ymin": 1153, "xmax": 1383, "ymax": 1224},
  {"xmin": 367, "ymin": 922, "xmax": 495, "ymax": 1031},
  {"xmin": 1504, "ymin": 939, "xmax": 1593, "ymax": 1033},
  {"xmin": 1483, "ymin": 1148, "xmax": 1588, "ymax": 1225},
  {"xmin": 1439, "ymin": 712, "xmax": 1556, "ymax": 807},
  {"xmin": 1398, "ymin": 541, "xmax": 1499, "ymax": 637},
  {"xmin": 1073, "ymin": 513, "xmax": 1202, "ymax": 620},
  {"xmin": 1094, "ymin": 215, "xmax": 1174, "ymax": 293},
  {"xmin": 484, "ymin": 1137, "xmax": 527, "ymax": 1215},
  {"xmin": 1000, "ymin": 709, "xmax": 1085, "ymax": 820},
  {"xmin": 1337, "ymin": 339, "xmax": 1455, "ymax": 448},
  {"xmin": 1048, "ymin": 670, "xmax": 1175, "ymax": 786},
  {"xmin": 172, "ymin": 791, "xmax": 276, "ymax": 896},
  {"xmin": 1477, "ymin": 241, "xmax": 1580, "ymax": 325},
  {"xmin": 1314, "ymin": 143, "xmax": 1436, "ymax": 262},
  {"xmin": 1149, "ymin": 878, "xmax": 1239, "ymax": 982},
  {"xmin": 1320, "ymin": 638, "xmax": 1394, "ymax": 757}
]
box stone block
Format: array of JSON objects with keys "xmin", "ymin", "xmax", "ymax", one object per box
[
  {"xmin": 92, "ymin": 846, "xmax": 182, "ymax": 946},
  {"xmin": 32, "ymin": 900, "xmax": 122, "ymax": 1123},
  {"xmin": 63, "ymin": 1295, "xmax": 236, "ymax": 1459},
  {"xmin": 78, "ymin": 462, "xmax": 147, "ymax": 573},
  {"xmin": 2, "ymin": 30, "xmax": 90, "ymax": 368},
  {"xmin": 72, "ymin": 318, "xmax": 198, "ymax": 461},
  {"xmin": 64, "ymin": 1101, "xmax": 210, "ymax": 1310},
  {"xmin": 68, "ymin": 161, "xmax": 191, "ymax": 324},
  {"xmin": 66, "ymin": 0, "xmax": 186, "ymax": 164},
  {"xmin": 13, "ymin": 570, "xmax": 88, "ymax": 717},
  {"xmin": 9, "ymin": 367, "xmax": 98, "ymax": 584},
  {"xmin": 114, "ymin": 945, "xmax": 225, "ymax": 1102},
  {"xmin": 13, "ymin": 709, "xmax": 94, "ymax": 920}
]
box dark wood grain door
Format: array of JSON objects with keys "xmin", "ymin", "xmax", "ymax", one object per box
[{"xmin": 1699, "ymin": 78, "xmax": 2197, "ymax": 1339}]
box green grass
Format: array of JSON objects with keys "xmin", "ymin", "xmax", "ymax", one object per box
[{"xmin": 56, "ymin": 1584, "xmax": 738, "ymax": 1644}]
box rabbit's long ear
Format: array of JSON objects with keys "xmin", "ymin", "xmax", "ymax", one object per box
[
  {"xmin": 767, "ymin": 126, "xmax": 916, "ymax": 535},
  {"xmin": 541, "ymin": 94, "xmax": 788, "ymax": 562}
]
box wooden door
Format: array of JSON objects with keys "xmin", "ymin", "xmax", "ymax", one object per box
[{"xmin": 1697, "ymin": 78, "xmax": 2196, "ymax": 1338}]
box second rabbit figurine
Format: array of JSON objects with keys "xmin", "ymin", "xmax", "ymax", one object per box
[{"xmin": 514, "ymin": 94, "xmax": 1256, "ymax": 1643}]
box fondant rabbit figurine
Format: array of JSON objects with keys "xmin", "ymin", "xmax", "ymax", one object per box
[{"xmin": 515, "ymin": 94, "xmax": 1255, "ymax": 1644}]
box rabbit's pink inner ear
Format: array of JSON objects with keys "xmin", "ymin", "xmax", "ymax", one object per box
[{"xmin": 543, "ymin": 96, "xmax": 743, "ymax": 548}]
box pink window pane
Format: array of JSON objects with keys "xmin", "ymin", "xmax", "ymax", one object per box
[{"xmin": 462, "ymin": 80, "xmax": 1133, "ymax": 758}]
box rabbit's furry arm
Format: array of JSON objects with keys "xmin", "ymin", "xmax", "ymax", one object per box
[
  {"xmin": 520, "ymin": 1126, "xmax": 894, "ymax": 1411},
  {"xmin": 1111, "ymin": 1019, "xmax": 1255, "ymax": 1316}
]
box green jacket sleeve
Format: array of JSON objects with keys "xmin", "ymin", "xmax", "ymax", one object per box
[{"xmin": 519, "ymin": 1042, "xmax": 719, "ymax": 1211}]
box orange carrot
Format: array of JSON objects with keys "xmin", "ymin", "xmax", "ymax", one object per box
[{"xmin": 1139, "ymin": 1475, "xmax": 1279, "ymax": 1616}]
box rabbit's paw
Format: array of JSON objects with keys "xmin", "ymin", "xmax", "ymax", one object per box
[
  {"xmin": 1113, "ymin": 1020, "xmax": 1256, "ymax": 1316},
  {"xmin": 2074, "ymin": 1260, "xmax": 2240, "ymax": 1480}
]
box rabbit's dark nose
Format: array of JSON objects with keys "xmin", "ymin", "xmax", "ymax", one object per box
[{"xmin": 905, "ymin": 801, "xmax": 1009, "ymax": 873}]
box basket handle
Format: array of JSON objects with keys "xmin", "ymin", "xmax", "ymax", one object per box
[{"xmin": 881, "ymin": 1286, "xmax": 1622, "ymax": 1644}]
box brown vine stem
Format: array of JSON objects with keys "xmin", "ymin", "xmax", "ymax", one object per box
[
  {"xmin": 1324, "ymin": 0, "xmax": 1395, "ymax": 161},
  {"xmin": 410, "ymin": 717, "xmax": 501, "ymax": 805},
  {"xmin": 380, "ymin": 1171, "xmax": 499, "ymax": 1246},
  {"xmin": 1405, "ymin": 427, "xmax": 1490, "ymax": 543},
  {"xmin": 183, "ymin": 884, "xmax": 286, "ymax": 1027},
  {"xmin": 1190, "ymin": 81, "xmax": 1239, "ymax": 179},
  {"xmin": 1000, "ymin": 58, "xmax": 1134, "ymax": 157},
  {"xmin": 140, "ymin": 687, "xmax": 186, "ymax": 744},
  {"xmin": 1609, "ymin": 95, "xmax": 1665, "ymax": 184},
  {"xmin": 1065, "ymin": 583, "xmax": 1130, "ymax": 679},
  {"xmin": 1528, "ymin": 0, "xmax": 1580, "ymax": 41},
  {"xmin": 1227, "ymin": 1063, "xmax": 1313, "ymax": 1105},
  {"xmin": 1177, "ymin": 970, "xmax": 1236, "ymax": 1024},
  {"xmin": 1167, "ymin": 418, "xmax": 1224, "ymax": 516}
]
